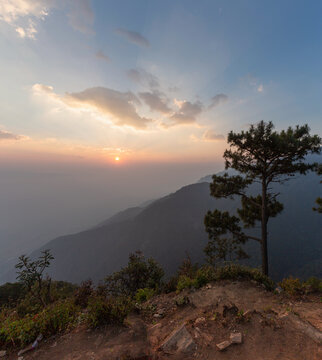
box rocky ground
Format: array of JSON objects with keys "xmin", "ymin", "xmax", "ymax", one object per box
[{"xmin": 3, "ymin": 280, "xmax": 322, "ymax": 359}]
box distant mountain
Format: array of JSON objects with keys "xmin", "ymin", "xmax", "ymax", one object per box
[
  {"xmin": 1, "ymin": 170, "xmax": 321, "ymax": 284},
  {"xmin": 92, "ymin": 207, "xmax": 144, "ymax": 229}
]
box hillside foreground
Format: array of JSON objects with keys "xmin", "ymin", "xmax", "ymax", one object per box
[{"xmin": 5, "ymin": 280, "xmax": 321, "ymax": 360}]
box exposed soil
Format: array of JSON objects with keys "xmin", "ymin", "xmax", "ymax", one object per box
[{"xmin": 6, "ymin": 281, "xmax": 322, "ymax": 360}]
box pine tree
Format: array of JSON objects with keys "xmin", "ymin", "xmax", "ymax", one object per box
[
  {"xmin": 204, "ymin": 121, "xmax": 321, "ymax": 275},
  {"xmin": 313, "ymin": 164, "xmax": 322, "ymax": 213}
]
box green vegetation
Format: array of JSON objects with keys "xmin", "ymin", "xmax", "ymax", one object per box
[
  {"xmin": 87, "ymin": 296, "xmax": 132, "ymax": 328},
  {"xmin": 205, "ymin": 121, "xmax": 321, "ymax": 275},
  {"xmin": 15, "ymin": 250, "xmax": 54, "ymax": 307},
  {"xmin": 104, "ymin": 251, "xmax": 164, "ymax": 297},
  {"xmin": 174, "ymin": 263, "xmax": 275, "ymax": 292},
  {"xmin": 0, "ymin": 282, "xmax": 26, "ymax": 308},
  {"xmin": 0, "ymin": 251, "xmax": 162, "ymax": 348},
  {"xmin": 313, "ymin": 164, "xmax": 322, "ymax": 213},
  {"xmin": 279, "ymin": 276, "xmax": 322, "ymax": 296},
  {"xmin": 0, "ymin": 299, "xmax": 80, "ymax": 347},
  {"xmin": 135, "ymin": 288, "xmax": 155, "ymax": 303},
  {"xmin": 0, "ymin": 247, "xmax": 320, "ymax": 351}
]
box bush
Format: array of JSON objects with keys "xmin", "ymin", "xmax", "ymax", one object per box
[
  {"xmin": 174, "ymin": 264, "xmax": 275, "ymax": 293},
  {"xmin": 50, "ymin": 281, "xmax": 77, "ymax": 301},
  {"xmin": 194, "ymin": 266, "xmax": 216, "ymax": 288},
  {"xmin": 0, "ymin": 282, "xmax": 26, "ymax": 308},
  {"xmin": 163, "ymin": 276, "xmax": 179, "ymax": 293},
  {"xmin": 105, "ymin": 251, "xmax": 164, "ymax": 297},
  {"xmin": 176, "ymin": 275, "xmax": 196, "ymax": 292},
  {"xmin": 279, "ymin": 276, "xmax": 322, "ymax": 295},
  {"xmin": 135, "ymin": 288, "xmax": 155, "ymax": 303},
  {"xmin": 279, "ymin": 277, "xmax": 303, "ymax": 296},
  {"xmin": 0, "ymin": 300, "xmax": 80, "ymax": 347},
  {"xmin": 214, "ymin": 264, "xmax": 275, "ymax": 290},
  {"xmin": 74, "ymin": 280, "xmax": 94, "ymax": 308},
  {"xmin": 177, "ymin": 254, "xmax": 199, "ymax": 278},
  {"xmin": 87, "ymin": 296, "xmax": 132, "ymax": 328},
  {"xmin": 304, "ymin": 277, "xmax": 322, "ymax": 293},
  {"xmin": 37, "ymin": 300, "xmax": 79, "ymax": 337}
]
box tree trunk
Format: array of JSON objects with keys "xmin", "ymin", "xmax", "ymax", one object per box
[{"xmin": 261, "ymin": 180, "xmax": 269, "ymax": 275}]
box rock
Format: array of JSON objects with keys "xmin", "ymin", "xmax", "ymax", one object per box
[
  {"xmin": 222, "ymin": 304, "xmax": 239, "ymax": 318},
  {"xmin": 216, "ymin": 340, "xmax": 231, "ymax": 351},
  {"xmin": 159, "ymin": 324, "xmax": 197, "ymax": 354},
  {"xmin": 153, "ymin": 313, "xmax": 162, "ymax": 318},
  {"xmin": 243, "ymin": 310, "xmax": 253, "ymax": 317},
  {"xmin": 230, "ymin": 332, "xmax": 242, "ymax": 344},
  {"xmin": 0, "ymin": 350, "xmax": 6, "ymax": 357},
  {"xmin": 275, "ymin": 286, "xmax": 283, "ymax": 294},
  {"xmin": 194, "ymin": 317, "xmax": 206, "ymax": 325},
  {"xmin": 18, "ymin": 357, "xmax": 24, "ymax": 360},
  {"xmin": 158, "ymin": 308, "xmax": 166, "ymax": 316},
  {"xmin": 201, "ymin": 332, "xmax": 214, "ymax": 342}
]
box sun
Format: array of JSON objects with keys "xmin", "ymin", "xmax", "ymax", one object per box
[{"xmin": 114, "ymin": 156, "xmax": 120, "ymax": 161}]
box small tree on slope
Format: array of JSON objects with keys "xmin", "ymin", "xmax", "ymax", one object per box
[
  {"xmin": 15, "ymin": 249, "xmax": 54, "ymax": 307},
  {"xmin": 204, "ymin": 121, "xmax": 321, "ymax": 276}
]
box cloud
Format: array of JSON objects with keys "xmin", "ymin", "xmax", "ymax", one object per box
[
  {"xmin": 243, "ymin": 74, "xmax": 265, "ymax": 93},
  {"xmin": 169, "ymin": 100, "xmax": 203, "ymax": 126},
  {"xmin": 116, "ymin": 28, "xmax": 149, "ymax": 47},
  {"xmin": 127, "ymin": 68, "xmax": 159, "ymax": 89},
  {"xmin": 32, "ymin": 83, "xmax": 58, "ymax": 98},
  {"xmin": 257, "ymin": 84, "xmax": 264, "ymax": 92},
  {"xmin": 67, "ymin": 0, "xmax": 94, "ymax": 34},
  {"xmin": 139, "ymin": 91, "xmax": 171, "ymax": 114},
  {"xmin": 95, "ymin": 50, "xmax": 110, "ymax": 63},
  {"xmin": 208, "ymin": 94, "xmax": 228, "ymax": 109},
  {"xmin": 0, "ymin": 0, "xmax": 53, "ymax": 38},
  {"xmin": 0, "ymin": 129, "xmax": 23, "ymax": 141},
  {"xmin": 33, "ymin": 84, "xmax": 151, "ymax": 129},
  {"xmin": 168, "ymin": 86, "xmax": 180, "ymax": 93},
  {"xmin": 202, "ymin": 129, "xmax": 225, "ymax": 141},
  {"xmin": 15, "ymin": 18, "xmax": 37, "ymax": 38},
  {"xmin": 0, "ymin": 0, "xmax": 51, "ymax": 23}
]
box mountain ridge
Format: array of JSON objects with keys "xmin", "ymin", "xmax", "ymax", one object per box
[{"xmin": 0, "ymin": 171, "xmax": 321, "ymax": 284}]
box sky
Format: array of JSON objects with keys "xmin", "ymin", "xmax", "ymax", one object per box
[{"xmin": 0, "ymin": 0, "xmax": 322, "ymax": 263}]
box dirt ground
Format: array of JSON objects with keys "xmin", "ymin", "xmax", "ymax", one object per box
[{"xmin": 6, "ymin": 281, "xmax": 322, "ymax": 360}]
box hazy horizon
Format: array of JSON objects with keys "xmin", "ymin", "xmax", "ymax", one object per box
[{"xmin": 0, "ymin": 157, "xmax": 224, "ymax": 265}]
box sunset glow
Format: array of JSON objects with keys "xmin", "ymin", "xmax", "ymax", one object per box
[{"xmin": 0, "ymin": 1, "xmax": 320, "ymax": 166}]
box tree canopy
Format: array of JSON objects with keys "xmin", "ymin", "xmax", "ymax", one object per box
[{"xmin": 205, "ymin": 121, "xmax": 321, "ymax": 275}]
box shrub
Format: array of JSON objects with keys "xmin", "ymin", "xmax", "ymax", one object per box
[
  {"xmin": 50, "ymin": 281, "xmax": 77, "ymax": 301},
  {"xmin": 163, "ymin": 276, "xmax": 179, "ymax": 293},
  {"xmin": 194, "ymin": 266, "xmax": 216, "ymax": 288},
  {"xmin": 0, "ymin": 282, "xmax": 26, "ymax": 308},
  {"xmin": 177, "ymin": 254, "xmax": 199, "ymax": 278},
  {"xmin": 214, "ymin": 264, "xmax": 275, "ymax": 291},
  {"xmin": 135, "ymin": 288, "xmax": 155, "ymax": 303},
  {"xmin": 176, "ymin": 275, "xmax": 196, "ymax": 292},
  {"xmin": 304, "ymin": 277, "xmax": 322, "ymax": 293},
  {"xmin": 74, "ymin": 280, "xmax": 94, "ymax": 308},
  {"xmin": 87, "ymin": 296, "xmax": 132, "ymax": 328},
  {"xmin": 279, "ymin": 277, "xmax": 303, "ymax": 296},
  {"xmin": 105, "ymin": 251, "xmax": 164, "ymax": 297},
  {"xmin": 175, "ymin": 264, "xmax": 275, "ymax": 292},
  {"xmin": 37, "ymin": 300, "xmax": 79, "ymax": 337},
  {"xmin": 0, "ymin": 300, "xmax": 80, "ymax": 347}
]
